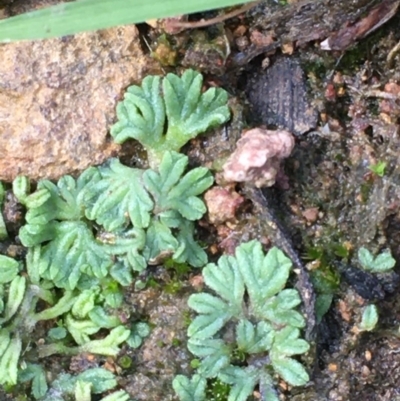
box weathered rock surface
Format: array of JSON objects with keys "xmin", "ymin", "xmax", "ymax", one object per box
[{"xmin": 0, "ymin": 24, "xmax": 155, "ymax": 181}]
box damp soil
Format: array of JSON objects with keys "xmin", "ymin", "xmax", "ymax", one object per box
[{"xmin": 2, "ymin": 1, "xmax": 400, "ymax": 401}]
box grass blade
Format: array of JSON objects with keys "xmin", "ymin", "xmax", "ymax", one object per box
[{"xmin": 0, "ymin": 0, "xmax": 254, "ymax": 42}]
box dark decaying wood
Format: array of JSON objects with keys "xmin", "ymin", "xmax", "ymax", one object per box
[
  {"xmin": 334, "ymin": 261, "xmax": 400, "ymax": 301},
  {"xmin": 321, "ymin": 0, "xmax": 400, "ymax": 51},
  {"xmin": 231, "ymin": 0, "xmax": 400, "ymax": 66},
  {"xmin": 245, "ymin": 56, "xmax": 318, "ymax": 136}
]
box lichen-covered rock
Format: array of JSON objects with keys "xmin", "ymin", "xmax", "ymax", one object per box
[
  {"xmin": 0, "ymin": 25, "xmax": 156, "ymax": 181},
  {"xmin": 223, "ymin": 127, "xmax": 295, "ymax": 187}
]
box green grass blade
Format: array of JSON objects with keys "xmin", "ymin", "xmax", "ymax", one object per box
[{"xmin": 0, "ymin": 0, "xmax": 254, "ymax": 42}]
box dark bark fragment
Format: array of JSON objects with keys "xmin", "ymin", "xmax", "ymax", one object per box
[
  {"xmin": 335, "ymin": 261, "xmax": 400, "ymax": 300},
  {"xmin": 321, "ymin": 0, "xmax": 400, "ymax": 51},
  {"xmin": 246, "ymin": 56, "xmax": 318, "ymax": 136},
  {"xmin": 231, "ymin": 0, "xmax": 397, "ymax": 66}
]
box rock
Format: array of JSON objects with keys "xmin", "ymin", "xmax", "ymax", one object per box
[
  {"xmin": 0, "ymin": 25, "xmax": 156, "ymax": 181},
  {"xmin": 302, "ymin": 207, "xmax": 320, "ymax": 223},
  {"xmin": 204, "ymin": 186, "xmax": 244, "ymax": 225}
]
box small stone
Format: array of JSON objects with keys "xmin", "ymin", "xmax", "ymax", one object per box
[
  {"xmin": 325, "ymin": 83, "xmax": 337, "ymax": 102},
  {"xmin": 328, "ymin": 363, "xmax": 338, "ymax": 372},
  {"xmin": 384, "ymin": 82, "xmax": 400, "ymax": 95},
  {"xmin": 249, "ymin": 30, "xmax": 275, "ymax": 47},
  {"xmin": 281, "ymin": 42, "xmax": 294, "ymax": 55},
  {"xmin": 233, "ymin": 25, "xmax": 247, "ymax": 37},
  {"xmin": 302, "ymin": 207, "xmax": 319, "ymax": 223},
  {"xmin": 204, "ymin": 186, "xmax": 244, "ymax": 224},
  {"xmin": 338, "ymin": 299, "xmax": 351, "ymax": 322},
  {"xmin": 189, "ymin": 274, "xmax": 204, "ymax": 289},
  {"xmin": 361, "ymin": 365, "xmax": 371, "ymax": 377}
]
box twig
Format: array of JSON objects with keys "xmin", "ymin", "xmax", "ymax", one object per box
[
  {"xmin": 166, "ymin": 1, "xmax": 260, "ymax": 30},
  {"xmin": 243, "ymin": 184, "xmax": 316, "ymax": 341},
  {"xmin": 387, "ymin": 39, "xmax": 400, "ymax": 67}
]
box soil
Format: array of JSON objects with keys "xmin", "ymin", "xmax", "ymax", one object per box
[{"xmin": 2, "ymin": 1, "xmax": 400, "ymax": 400}]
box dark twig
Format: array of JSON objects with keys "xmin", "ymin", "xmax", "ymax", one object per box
[
  {"xmin": 243, "ymin": 184, "xmax": 316, "ymax": 341},
  {"xmin": 165, "ymin": 1, "xmax": 260, "ymax": 30}
]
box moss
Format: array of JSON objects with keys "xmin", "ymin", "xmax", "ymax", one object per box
[
  {"xmin": 205, "ymin": 379, "xmax": 230, "ymax": 401},
  {"xmin": 118, "ymin": 355, "xmax": 133, "ymax": 369}
]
